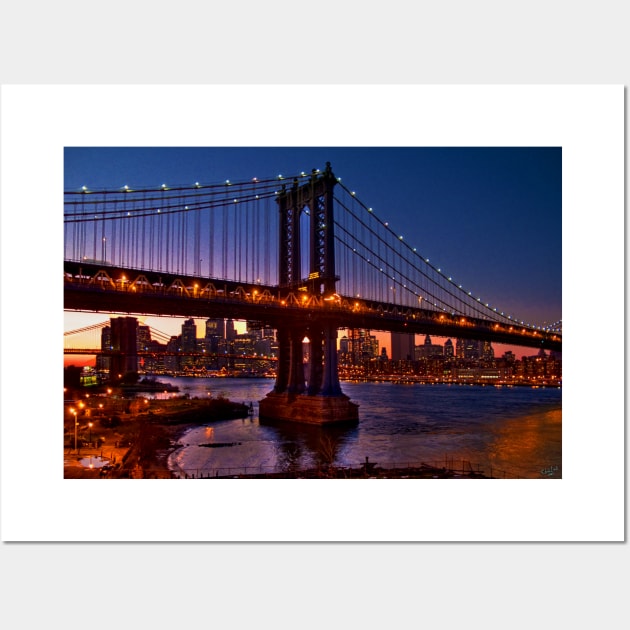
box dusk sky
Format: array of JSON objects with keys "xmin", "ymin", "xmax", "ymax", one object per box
[{"xmin": 64, "ymin": 146, "xmax": 561, "ymax": 361}]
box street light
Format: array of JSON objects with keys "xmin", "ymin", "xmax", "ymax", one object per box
[
  {"xmin": 70, "ymin": 408, "xmax": 78, "ymax": 452},
  {"xmin": 88, "ymin": 422, "xmax": 93, "ymax": 446}
]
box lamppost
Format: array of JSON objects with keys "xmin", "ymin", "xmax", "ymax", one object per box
[
  {"xmin": 88, "ymin": 422, "xmax": 93, "ymax": 447},
  {"xmin": 70, "ymin": 408, "xmax": 78, "ymax": 452}
]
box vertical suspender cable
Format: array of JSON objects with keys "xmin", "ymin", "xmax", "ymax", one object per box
[
  {"xmin": 222, "ymin": 205, "xmax": 228, "ymax": 279},
  {"xmin": 245, "ymin": 197, "xmax": 249, "ymax": 283},
  {"xmin": 166, "ymin": 206, "xmax": 171, "ymax": 273},
  {"xmin": 252, "ymin": 196, "xmax": 258, "ymax": 283},
  {"xmin": 208, "ymin": 202, "xmax": 214, "ymax": 278}
]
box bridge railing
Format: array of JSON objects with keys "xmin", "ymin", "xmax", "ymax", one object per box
[{"xmin": 160, "ymin": 459, "xmax": 518, "ymax": 479}]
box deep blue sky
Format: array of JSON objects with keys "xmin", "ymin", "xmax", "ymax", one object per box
[{"xmin": 65, "ymin": 146, "xmax": 562, "ymax": 332}]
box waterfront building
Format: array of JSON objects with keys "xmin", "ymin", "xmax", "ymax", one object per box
[
  {"xmin": 415, "ymin": 335, "xmax": 443, "ymax": 360},
  {"xmin": 518, "ymin": 348, "xmax": 562, "ymax": 384},
  {"xmin": 453, "ymin": 366, "xmax": 510, "ymax": 383},
  {"xmin": 456, "ymin": 338, "xmax": 483, "ymax": 360},
  {"xmin": 234, "ymin": 333, "xmax": 256, "ymax": 358}
]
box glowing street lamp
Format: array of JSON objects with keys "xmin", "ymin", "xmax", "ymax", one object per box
[
  {"xmin": 88, "ymin": 422, "xmax": 93, "ymax": 446},
  {"xmin": 70, "ymin": 408, "xmax": 78, "ymax": 452}
]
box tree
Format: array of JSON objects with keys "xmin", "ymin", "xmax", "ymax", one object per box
[
  {"xmin": 64, "ymin": 365, "xmax": 82, "ymax": 389},
  {"xmin": 120, "ymin": 371, "xmax": 140, "ymax": 385}
]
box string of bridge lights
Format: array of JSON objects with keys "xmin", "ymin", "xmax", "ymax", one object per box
[
  {"xmin": 65, "ymin": 172, "xmax": 321, "ymax": 222},
  {"xmin": 335, "ymin": 179, "xmax": 557, "ymax": 333},
  {"xmin": 67, "ymin": 170, "xmax": 320, "ymax": 197}
]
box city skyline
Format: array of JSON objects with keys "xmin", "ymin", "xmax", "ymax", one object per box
[
  {"xmin": 64, "ymin": 313, "xmax": 548, "ymax": 369},
  {"xmin": 68, "ymin": 313, "xmax": 560, "ymax": 388}
]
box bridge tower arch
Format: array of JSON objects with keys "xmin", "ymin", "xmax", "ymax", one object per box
[{"xmin": 259, "ymin": 163, "xmax": 359, "ymax": 424}]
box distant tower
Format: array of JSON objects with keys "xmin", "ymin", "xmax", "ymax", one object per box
[
  {"xmin": 137, "ymin": 325, "xmax": 151, "ymax": 352},
  {"xmin": 181, "ymin": 318, "xmax": 197, "ymax": 353},
  {"xmin": 346, "ymin": 328, "xmax": 375, "ymax": 364},
  {"xmin": 205, "ymin": 318, "xmax": 225, "ymax": 353},
  {"xmin": 482, "ymin": 340, "xmax": 494, "ymax": 360},
  {"xmin": 444, "ymin": 338, "xmax": 454, "ymax": 359},
  {"xmin": 181, "ymin": 318, "xmax": 198, "ymax": 370},
  {"xmin": 455, "ymin": 338, "xmax": 465, "ymax": 359},
  {"xmin": 97, "ymin": 325, "xmax": 112, "ymax": 372},
  {"xmin": 391, "ymin": 332, "xmax": 415, "ymax": 361}
]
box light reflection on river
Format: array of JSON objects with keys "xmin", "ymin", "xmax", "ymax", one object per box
[{"xmin": 152, "ymin": 377, "xmax": 561, "ymax": 479}]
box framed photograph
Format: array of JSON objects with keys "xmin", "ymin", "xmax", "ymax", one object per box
[{"xmin": 1, "ymin": 85, "xmax": 624, "ymax": 542}]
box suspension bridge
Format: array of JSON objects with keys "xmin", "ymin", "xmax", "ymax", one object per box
[{"xmin": 64, "ymin": 162, "xmax": 561, "ymax": 423}]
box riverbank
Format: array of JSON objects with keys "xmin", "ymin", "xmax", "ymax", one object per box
[
  {"xmin": 63, "ymin": 420, "xmax": 197, "ymax": 478},
  {"xmin": 65, "ymin": 421, "xmax": 494, "ymax": 479},
  {"xmin": 64, "ymin": 396, "xmax": 251, "ymax": 479}
]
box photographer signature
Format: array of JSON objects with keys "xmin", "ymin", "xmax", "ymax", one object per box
[{"xmin": 540, "ymin": 465, "xmax": 559, "ymax": 477}]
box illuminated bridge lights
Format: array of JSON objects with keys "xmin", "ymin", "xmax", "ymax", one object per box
[{"xmin": 64, "ymin": 264, "xmax": 560, "ymax": 351}]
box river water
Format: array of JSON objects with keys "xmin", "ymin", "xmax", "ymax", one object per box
[{"xmin": 150, "ymin": 377, "xmax": 561, "ymax": 479}]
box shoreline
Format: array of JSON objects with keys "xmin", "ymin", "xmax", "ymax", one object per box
[{"xmin": 66, "ymin": 422, "xmax": 495, "ymax": 479}]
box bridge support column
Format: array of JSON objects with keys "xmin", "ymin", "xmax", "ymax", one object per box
[
  {"xmin": 260, "ymin": 322, "xmax": 358, "ymax": 425},
  {"xmin": 321, "ymin": 324, "xmax": 342, "ymax": 396},
  {"xmin": 306, "ymin": 327, "xmax": 324, "ymax": 395},
  {"xmin": 259, "ymin": 163, "xmax": 358, "ymax": 425},
  {"xmin": 273, "ymin": 328, "xmax": 290, "ymax": 394},
  {"xmin": 287, "ymin": 327, "xmax": 306, "ymax": 395}
]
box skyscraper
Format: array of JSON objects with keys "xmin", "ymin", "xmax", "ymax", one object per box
[
  {"xmin": 391, "ymin": 332, "xmax": 415, "ymax": 361},
  {"xmin": 205, "ymin": 318, "xmax": 224, "ymax": 353},
  {"xmin": 444, "ymin": 338, "xmax": 454, "ymax": 358},
  {"xmin": 181, "ymin": 319, "xmax": 198, "ymax": 353},
  {"xmin": 181, "ymin": 318, "xmax": 198, "ymax": 370}
]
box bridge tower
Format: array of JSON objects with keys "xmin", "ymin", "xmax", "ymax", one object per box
[
  {"xmin": 259, "ymin": 163, "xmax": 359, "ymax": 425},
  {"xmin": 109, "ymin": 316, "xmax": 139, "ymax": 382}
]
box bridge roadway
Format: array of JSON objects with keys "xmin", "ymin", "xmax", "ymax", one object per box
[{"xmin": 64, "ymin": 261, "xmax": 562, "ymax": 352}]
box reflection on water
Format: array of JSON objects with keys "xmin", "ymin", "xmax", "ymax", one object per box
[
  {"xmin": 79, "ymin": 455, "xmax": 110, "ymax": 469},
  {"xmin": 485, "ymin": 408, "xmax": 562, "ymax": 478},
  {"xmin": 160, "ymin": 377, "xmax": 561, "ymax": 479}
]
